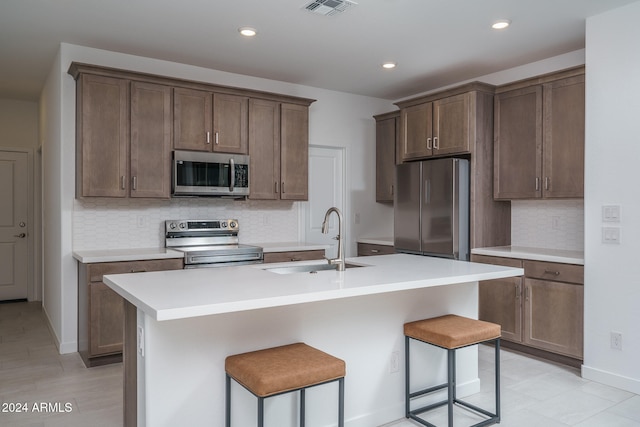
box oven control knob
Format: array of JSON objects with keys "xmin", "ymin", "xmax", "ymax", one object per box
[
  {"xmin": 179, "ymin": 222, "xmax": 186, "ymax": 229},
  {"xmin": 169, "ymin": 222, "xmax": 177, "ymax": 230},
  {"xmin": 221, "ymin": 221, "xmax": 227, "ymax": 228},
  {"xmin": 229, "ymin": 221, "xmax": 237, "ymax": 228}
]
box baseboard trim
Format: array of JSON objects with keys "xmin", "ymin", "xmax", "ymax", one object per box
[
  {"xmin": 42, "ymin": 304, "xmax": 77, "ymax": 354},
  {"xmin": 582, "ymin": 365, "xmax": 640, "ymax": 395}
]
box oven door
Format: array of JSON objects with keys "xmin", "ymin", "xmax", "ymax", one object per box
[
  {"xmin": 173, "ymin": 150, "xmax": 249, "ymax": 197},
  {"xmin": 184, "ymin": 259, "xmax": 263, "ymax": 269}
]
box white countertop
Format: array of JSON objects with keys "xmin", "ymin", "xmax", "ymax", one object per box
[
  {"xmin": 471, "ymin": 246, "xmax": 584, "ymax": 265},
  {"xmin": 103, "ymin": 254, "xmax": 523, "ymax": 322},
  {"xmin": 72, "ymin": 248, "xmax": 184, "ymax": 263},
  {"xmin": 357, "ymin": 237, "xmax": 394, "ymax": 246}
]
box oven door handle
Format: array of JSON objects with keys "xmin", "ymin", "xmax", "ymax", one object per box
[{"xmin": 229, "ymin": 158, "xmax": 235, "ymax": 193}]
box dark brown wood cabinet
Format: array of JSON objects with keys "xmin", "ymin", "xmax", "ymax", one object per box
[
  {"xmin": 357, "ymin": 243, "xmax": 395, "ymax": 256},
  {"xmin": 78, "ymin": 258, "xmax": 183, "ymax": 367},
  {"xmin": 249, "ymin": 101, "xmax": 310, "ymax": 200},
  {"xmin": 494, "ymin": 67, "xmax": 585, "ymax": 200},
  {"xmin": 263, "ymin": 250, "xmax": 325, "ymax": 263},
  {"xmin": 374, "ymin": 112, "xmax": 399, "ymax": 203},
  {"xmin": 130, "ymin": 82, "xmax": 172, "ymax": 198},
  {"xmin": 75, "ymin": 73, "xmax": 129, "ymax": 198},
  {"xmin": 174, "ymin": 89, "xmax": 248, "ymax": 154},
  {"xmin": 472, "ymin": 254, "xmax": 584, "ymax": 362},
  {"xmin": 399, "ymin": 92, "xmax": 470, "ymax": 161}
]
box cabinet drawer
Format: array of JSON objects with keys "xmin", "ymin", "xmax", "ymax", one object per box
[
  {"xmin": 470, "ymin": 254, "xmax": 523, "ymax": 268},
  {"xmin": 524, "ymin": 260, "xmax": 583, "ymax": 285},
  {"xmin": 87, "ymin": 258, "xmax": 183, "ymax": 282},
  {"xmin": 263, "ymin": 250, "xmax": 325, "ymax": 264},
  {"xmin": 357, "ymin": 243, "xmax": 395, "ymax": 256}
]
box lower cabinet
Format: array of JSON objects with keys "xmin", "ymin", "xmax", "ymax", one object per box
[
  {"xmin": 357, "ymin": 243, "xmax": 395, "ymax": 256},
  {"xmin": 78, "ymin": 258, "xmax": 183, "ymax": 367},
  {"xmin": 263, "ymin": 250, "xmax": 325, "ymax": 263},
  {"xmin": 472, "ymin": 254, "xmax": 584, "ymax": 361}
]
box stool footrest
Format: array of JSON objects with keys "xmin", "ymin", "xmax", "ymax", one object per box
[{"xmin": 408, "ymin": 382, "xmax": 448, "ymax": 399}]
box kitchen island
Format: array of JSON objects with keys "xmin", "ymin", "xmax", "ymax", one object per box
[{"xmin": 103, "ymin": 254, "xmax": 523, "ymax": 427}]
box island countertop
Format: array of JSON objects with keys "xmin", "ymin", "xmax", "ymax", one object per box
[{"xmin": 104, "ymin": 254, "xmax": 523, "ymax": 322}]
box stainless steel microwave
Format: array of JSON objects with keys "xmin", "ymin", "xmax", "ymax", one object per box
[{"xmin": 172, "ymin": 150, "xmax": 249, "ymax": 197}]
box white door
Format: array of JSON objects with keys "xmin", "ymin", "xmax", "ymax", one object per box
[
  {"xmin": 304, "ymin": 146, "xmax": 345, "ymax": 259},
  {"xmin": 0, "ymin": 151, "xmax": 29, "ymax": 300}
]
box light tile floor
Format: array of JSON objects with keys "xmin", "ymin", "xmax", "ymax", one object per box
[{"xmin": 1, "ymin": 301, "xmax": 639, "ymax": 426}]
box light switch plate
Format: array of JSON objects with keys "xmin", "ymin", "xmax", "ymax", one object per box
[
  {"xmin": 602, "ymin": 205, "xmax": 621, "ymax": 222},
  {"xmin": 602, "ymin": 227, "xmax": 621, "ymax": 244}
]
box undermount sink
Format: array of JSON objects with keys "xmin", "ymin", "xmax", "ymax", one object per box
[{"xmin": 264, "ymin": 263, "xmax": 365, "ymax": 275}]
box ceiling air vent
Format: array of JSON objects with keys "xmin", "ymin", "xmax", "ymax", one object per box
[{"xmin": 303, "ymin": 0, "xmax": 357, "ymax": 16}]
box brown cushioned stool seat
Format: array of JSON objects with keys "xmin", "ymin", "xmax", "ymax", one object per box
[
  {"xmin": 225, "ymin": 342, "xmax": 345, "ymax": 427},
  {"xmin": 404, "ymin": 315, "xmax": 501, "ymax": 427},
  {"xmin": 404, "ymin": 314, "xmax": 501, "ymax": 349}
]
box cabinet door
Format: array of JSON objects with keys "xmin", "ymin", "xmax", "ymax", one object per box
[
  {"xmin": 432, "ymin": 93, "xmax": 470, "ymax": 155},
  {"xmin": 524, "ymin": 278, "xmax": 584, "ymax": 358},
  {"xmin": 401, "ymin": 102, "xmax": 433, "ymax": 160},
  {"xmin": 213, "ymin": 93, "xmax": 248, "ymax": 154},
  {"xmin": 479, "ymin": 277, "xmax": 523, "ymax": 343},
  {"xmin": 89, "ymin": 282, "xmax": 124, "ymax": 356},
  {"xmin": 78, "ymin": 74, "xmax": 129, "ymax": 197},
  {"xmin": 173, "ymin": 88, "xmax": 212, "ymax": 151},
  {"xmin": 249, "ymin": 99, "xmax": 281, "ymax": 200},
  {"xmin": 280, "ymin": 103, "xmax": 309, "ymax": 200},
  {"xmin": 542, "ymin": 75, "xmax": 585, "ymax": 198},
  {"xmin": 130, "ymin": 82, "xmax": 172, "ymax": 198},
  {"xmin": 494, "ymin": 86, "xmax": 542, "ymax": 199},
  {"xmin": 376, "ymin": 116, "xmax": 397, "ymax": 202}
]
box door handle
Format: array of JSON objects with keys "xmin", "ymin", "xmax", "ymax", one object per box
[{"xmin": 14, "ymin": 233, "xmax": 26, "ymax": 238}]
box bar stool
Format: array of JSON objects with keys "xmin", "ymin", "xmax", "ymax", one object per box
[
  {"xmin": 225, "ymin": 342, "xmax": 345, "ymax": 427},
  {"xmin": 404, "ymin": 314, "xmax": 501, "ymax": 427}
]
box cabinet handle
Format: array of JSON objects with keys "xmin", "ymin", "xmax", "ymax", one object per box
[
  {"xmin": 433, "ymin": 136, "xmax": 439, "ymax": 150},
  {"xmin": 544, "ymin": 270, "xmax": 560, "ymax": 276},
  {"xmin": 130, "ymin": 269, "xmax": 147, "ymax": 273},
  {"xmin": 290, "ymin": 257, "xmax": 301, "ymax": 262},
  {"xmin": 525, "ymin": 285, "xmax": 530, "ymax": 301},
  {"xmin": 535, "ymin": 177, "xmax": 540, "ymax": 191},
  {"xmin": 545, "ymin": 177, "xmax": 550, "ymax": 191},
  {"xmin": 390, "ymin": 185, "xmax": 394, "ymax": 196},
  {"xmin": 274, "ymin": 181, "xmax": 279, "ymax": 194},
  {"xmin": 282, "ymin": 182, "xmax": 285, "ymax": 193},
  {"xmin": 426, "ymin": 137, "xmax": 432, "ymax": 150},
  {"xmin": 215, "ymin": 132, "xmax": 219, "ymax": 145},
  {"xmin": 515, "ymin": 283, "xmax": 521, "ymax": 299},
  {"xmin": 371, "ymin": 249, "xmax": 380, "ymax": 254},
  {"xmin": 132, "ymin": 176, "xmax": 137, "ymax": 191},
  {"xmin": 121, "ymin": 176, "xmax": 126, "ymax": 190},
  {"xmin": 206, "ymin": 132, "xmax": 211, "ymax": 144}
]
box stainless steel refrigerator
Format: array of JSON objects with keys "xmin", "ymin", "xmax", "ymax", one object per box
[{"xmin": 394, "ymin": 158, "xmax": 470, "ymax": 260}]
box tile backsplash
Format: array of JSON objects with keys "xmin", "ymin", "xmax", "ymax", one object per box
[
  {"xmin": 73, "ymin": 198, "xmax": 301, "ymax": 250},
  {"xmin": 511, "ymin": 199, "xmax": 584, "ymax": 251}
]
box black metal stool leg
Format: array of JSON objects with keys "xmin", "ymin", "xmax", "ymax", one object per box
[
  {"xmin": 300, "ymin": 388, "xmax": 306, "ymax": 427},
  {"xmin": 338, "ymin": 377, "xmax": 345, "ymax": 427},
  {"xmin": 225, "ymin": 374, "xmax": 231, "ymax": 427},
  {"xmin": 405, "ymin": 335, "xmax": 410, "ymax": 418},
  {"xmin": 495, "ymin": 338, "xmax": 501, "ymax": 421},
  {"xmin": 258, "ymin": 397, "xmax": 264, "ymax": 427},
  {"xmin": 447, "ymin": 349, "xmax": 454, "ymax": 427}
]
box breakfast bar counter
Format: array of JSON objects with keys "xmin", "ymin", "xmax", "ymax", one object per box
[{"xmin": 104, "ymin": 254, "xmax": 523, "ymax": 427}]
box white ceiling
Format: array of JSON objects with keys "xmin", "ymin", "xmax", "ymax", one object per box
[{"xmin": 0, "ymin": 0, "xmax": 636, "ymax": 102}]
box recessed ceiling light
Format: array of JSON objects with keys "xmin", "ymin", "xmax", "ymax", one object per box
[
  {"xmin": 238, "ymin": 27, "xmax": 257, "ymax": 37},
  {"xmin": 382, "ymin": 62, "xmax": 397, "ymax": 69},
  {"xmin": 492, "ymin": 20, "xmax": 511, "ymax": 30}
]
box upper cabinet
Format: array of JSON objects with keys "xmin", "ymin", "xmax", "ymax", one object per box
[
  {"xmin": 374, "ymin": 111, "xmax": 399, "ymax": 203},
  {"xmin": 494, "ymin": 67, "xmax": 585, "ymax": 200},
  {"xmin": 69, "ymin": 62, "xmax": 315, "ymax": 199},
  {"xmin": 399, "ymin": 92, "xmax": 470, "ymax": 161},
  {"xmin": 174, "ymin": 89, "xmax": 248, "ymax": 154}
]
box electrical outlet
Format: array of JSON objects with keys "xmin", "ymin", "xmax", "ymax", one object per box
[
  {"xmin": 611, "ymin": 331, "xmax": 622, "ymax": 350},
  {"xmin": 552, "ymin": 216, "xmax": 561, "ymax": 230},
  {"xmin": 390, "ymin": 351, "xmax": 400, "ymax": 373},
  {"xmin": 137, "ymin": 326, "xmax": 145, "ymax": 356}
]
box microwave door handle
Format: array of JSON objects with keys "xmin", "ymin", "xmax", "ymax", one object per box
[{"xmin": 229, "ymin": 158, "xmax": 235, "ymax": 192}]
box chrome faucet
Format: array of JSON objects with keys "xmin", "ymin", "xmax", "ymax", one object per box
[{"xmin": 321, "ymin": 207, "xmax": 345, "ymax": 271}]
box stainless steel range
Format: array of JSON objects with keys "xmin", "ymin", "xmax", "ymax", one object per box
[{"xmin": 165, "ymin": 219, "xmax": 263, "ymax": 268}]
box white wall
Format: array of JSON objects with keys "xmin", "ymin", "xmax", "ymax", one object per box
[
  {"xmin": 0, "ymin": 99, "xmax": 39, "ymax": 149},
  {"xmin": 41, "ymin": 43, "xmax": 394, "ymax": 352},
  {"xmin": 582, "ymin": 1, "xmax": 640, "ymax": 394}
]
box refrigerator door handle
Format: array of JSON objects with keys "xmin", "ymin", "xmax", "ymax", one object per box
[{"xmin": 424, "ymin": 179, "xmax": 431, "ymax": 204}]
